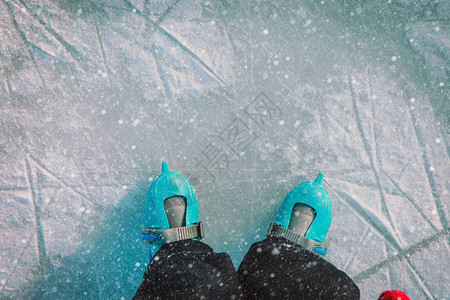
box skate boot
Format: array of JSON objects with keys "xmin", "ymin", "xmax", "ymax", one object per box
[
  {"xmin": 141, "ymin": 161, "xmax": 203, "ymax": 259},
  {"xmin": 266, "ymin": 173, "xmax": 331, "ymax": 257}
]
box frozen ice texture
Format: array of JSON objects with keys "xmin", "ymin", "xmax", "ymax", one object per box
[{"xmin": 0, "ymin": 0, "xmax": 448, "ymax": 299}]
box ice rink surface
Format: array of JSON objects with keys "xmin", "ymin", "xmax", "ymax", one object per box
[{"xmin": 0, "ymin": 0, "xmax": 449, "ymax": 299}]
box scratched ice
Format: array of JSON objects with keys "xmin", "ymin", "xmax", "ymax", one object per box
[{"xmin": 0, "ymin": 1, "xmax": 449, "ymax": 299}]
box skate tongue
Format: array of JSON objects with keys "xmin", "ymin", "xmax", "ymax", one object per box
[
  {"xmin": 164, "ymin": 196, "xmax": 187, "ymax": 228},
  {"xmin": 288, "ymin": 204, "xmax": 316, "ymax": 236}
]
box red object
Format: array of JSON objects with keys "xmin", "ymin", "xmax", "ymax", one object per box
[{"xmin": 378, "ymin": 290, "xmax": 411, "ymax": 300}]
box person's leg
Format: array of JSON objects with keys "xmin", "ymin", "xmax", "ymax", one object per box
[
  {"xmin": 134, "ymin": 239, "xmax": 241, "ymax": 300},
  {"xmin": 134, "ymin": 162, "xmax": 241, "ymax": 300},
  {"xmin": 237, "ymin": 174, "xmax": 360, "ymax": 299},
  {"xmin": 237, "ymin": 237, "xmax": 359, "ymax": 299}
]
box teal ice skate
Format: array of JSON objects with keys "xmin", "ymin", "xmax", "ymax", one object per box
[
  {"xmin": 267, "ymin": 173, "xmax": 332, "ymax": 257},
  {"xmin": 141, "ymin": 161, "xmax": 203, "ymax": 259}
]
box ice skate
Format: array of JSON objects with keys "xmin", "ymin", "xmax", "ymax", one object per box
[
  {"xmin": 267, "ymin": 173, "xmax": 332, "ymax": 256},
  {"xmin": 141, "ymin": 161, "xmax": 203, "ymax": 259}
]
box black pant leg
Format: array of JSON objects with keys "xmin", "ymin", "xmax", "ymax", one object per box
[
  {"xmin": 237, "ymin": 237, "xmax": 360, "ymax": 300},
  {"xmin": 134, "ymin": 240, "xmax": 242, "ymax": 300}
]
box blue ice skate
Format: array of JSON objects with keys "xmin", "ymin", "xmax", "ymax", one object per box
[
  {"xmin": 267, "ymin": 173, "xmax": 332, "ymax": 256},
  {"xmin": 141, "ymin": 161, "xmax": 203, "ymax": 259}
]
